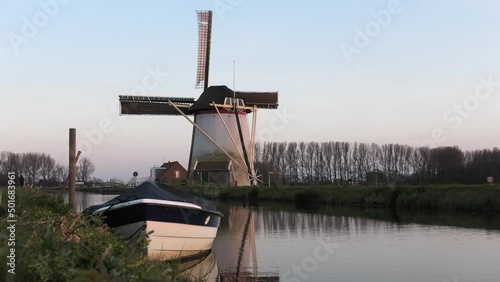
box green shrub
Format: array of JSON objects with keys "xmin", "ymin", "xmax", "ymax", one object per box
[
  {"xmin": 248, "ymin": 187, "xmax": 259, "ymax": 205},
  {"xmin": 294, "ymin": 189, "xmax": 321, "ymax": 206}
]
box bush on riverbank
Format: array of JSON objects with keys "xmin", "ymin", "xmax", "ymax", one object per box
[
  {"xmin": 0, "ymin": 188, "xmax": 190, "ymax": 282},
  {"xmin": 180, "ymin": 184, "xmax": 500, "ymax": 213}
]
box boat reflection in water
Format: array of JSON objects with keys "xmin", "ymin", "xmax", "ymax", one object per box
[
  {"xmin": 177, "ymin": 205, "xmax": 280, "ymax": 282},
  {"xmin": 178, "ymin": 250, "xmax": 219, "ymax": 282},
  {"xmin": 213, "ymin": 205, "xmax": 280, "ymax": 282}
]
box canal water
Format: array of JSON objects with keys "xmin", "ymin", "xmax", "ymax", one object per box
[{"xmin": 58, "ymin": 191, "xmax": 500, "ymax": 282}]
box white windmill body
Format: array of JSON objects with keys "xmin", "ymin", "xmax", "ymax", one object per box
[
  {"xmin": 186, "ymin": 85, "xmax": 277, "ymax": 186},
  {"xmin": 190, "ymin": 108, "xmax": 252, "ymax": 186}
]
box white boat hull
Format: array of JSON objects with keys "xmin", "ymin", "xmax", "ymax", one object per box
[{"xmin": 113, "ymin": 220, "xmax": 218, "ymax": 259}]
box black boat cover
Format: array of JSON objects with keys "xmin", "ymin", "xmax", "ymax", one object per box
[{"xmin": 82, "ymin": 181, "xmax": 222, "ymax": 217}]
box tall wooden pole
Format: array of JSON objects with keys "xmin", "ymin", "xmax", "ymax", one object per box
[
  {"xmin": 69, "ymin": 128, "xmax": 77, "ymax": 211},
  {"xmin": 60, "ymin": 150, "xmax": 81, "ymax": 196}
]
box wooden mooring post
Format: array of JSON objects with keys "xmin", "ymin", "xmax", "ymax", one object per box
[{"xmin": 69, "ymin": 128, "xmax": 77, "ymax": 211}]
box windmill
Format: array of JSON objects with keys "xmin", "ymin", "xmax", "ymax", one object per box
[{"xmin": 119, "ymin": 10, "xmax": 279, "ymax": 186}]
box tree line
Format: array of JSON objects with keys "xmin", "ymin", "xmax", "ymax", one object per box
[
  {"xmin": 254, "ymin": 142, "xmax": 500, "ymax": 186},
  {"xmin": 0, "ymin": 151, "xmax": 96, "ymax": 187}
]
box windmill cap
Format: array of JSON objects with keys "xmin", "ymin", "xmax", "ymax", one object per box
[{"xmin": 190, "ymin": 85, "xmax": 279, "ymax": 112}]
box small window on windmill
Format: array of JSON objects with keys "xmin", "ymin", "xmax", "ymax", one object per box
[
  {"xmin": 224, "ymin": 97, "xmax": 232, "ymax": 106},
  {"xmin": 224, "ymin": 97, "xmax": 245, "ymax": 105},
  {"xmin": 237, "ymin": 99, "xmax": 245, "ymax": 107},
  {"xmin": 223, "ymin": 97, "xmax": 245, "ymax": 110}
]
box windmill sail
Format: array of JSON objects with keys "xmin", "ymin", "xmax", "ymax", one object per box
[
  {"xmin": 119, "ymin": 95, "xmax": 194, "ymax": 116},
  {"xmin": 196, "ymin": 10, "xmax": 213, "ymax": 90},
  {"xmin": 235, "ymin": 91, "xmax": 279, "ymax": 109}
]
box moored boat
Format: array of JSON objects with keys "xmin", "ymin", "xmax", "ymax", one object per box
[{"xmin": 83, "ymin": 181, "xmax": 223, "ymax": 260}]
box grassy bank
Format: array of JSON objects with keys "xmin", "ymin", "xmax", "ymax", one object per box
[
  {"xmin": 179, "ymin": 184, "xmax": 500, "ymax": 213},
  {"xmin": 0, "ymin": 187, "xmax": 191, "ymax": 282}
]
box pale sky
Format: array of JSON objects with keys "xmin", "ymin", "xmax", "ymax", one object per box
[{"xmin": 1, "ymin": 0, "xmax": 499, "ymax": 179}]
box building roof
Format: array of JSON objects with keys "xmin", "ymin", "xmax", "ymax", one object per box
[
  {"xmin": 160, "ymin": 161, "xmax": 186, "ymax": 171},
  {"xmin": 194, "ymin": 160, "xmax": 232, "ymax": 171}
]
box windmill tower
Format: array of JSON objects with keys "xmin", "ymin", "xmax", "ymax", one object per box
[{"xmin": 119, "ymin": 10, "xmax": 279, "ymax": 186}]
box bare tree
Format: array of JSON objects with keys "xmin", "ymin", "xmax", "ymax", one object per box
[
  {"xmin": 333, "ymin": 142, "xmax": 342, "ymax": 184},
  {"xmin": 40, "ymin": 153, "xmax": 56, "ymax": 181},
  {"xmin": 286, "ymin": 142, "xmax": 299, "ymax": 183},
  {"xmin": 306, "ymin": 143, "xmax": 316, "ymax": 183},
  {"xmin": 23, "ymin": 152, "xmax": 42, "ymax": 185},
  {"xmin": 55, "ymin": 164, "xmax": 68, "ymax": 183},
  {"xmin": 322, "ymin": 142, "xmax": 334, "ymax": 183},
  {"xmin": 254, "ymin": 142, "xmax": 262, "ymax": 163},
  {"xmin": 277, "ymin": 142, "xmax": 287, "ymax": 185},
  {"xmin": 77, "ymin": 157, "xmax": 95, "ymax": 183},
  {"xmin": 358, "ymin": 143, "xmax": 370, "ymax": 182},
  {"xmin": 312, "ymin": 142, "xmax": 323, "ymax": 183},
  {"xmin": 419, "ymin": 146, "xmax": 431, "ymax": 182},
  {"xmin": 1, "ymin": 151, "xmax": 25, "ymax": 175},
  {"xmin": 341, "ymin": 142, "xmax": 350, "ymax": 184},
  {"xmin": 298, "ymin": 142, "xmax": 307, "ymax": 183},
  {"xmin": 0, "ymin": 151, "xmax": 8, "ymax": 173}
]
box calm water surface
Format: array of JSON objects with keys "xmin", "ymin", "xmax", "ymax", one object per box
[{"xmin": 57, "ymin": 191, "xmax": 500, "ymax": 282}]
